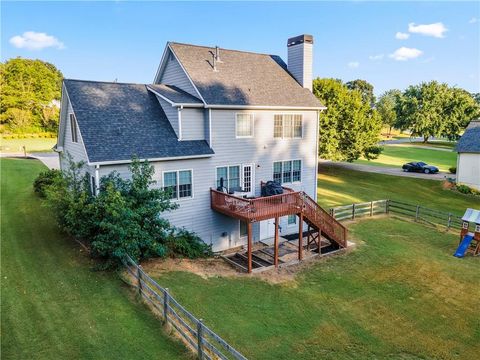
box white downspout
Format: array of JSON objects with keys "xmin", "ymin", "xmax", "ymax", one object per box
[
  {"xmin": 314, "ymin": 109, "xmax": 321, "ymax": 202},
  {"xmin": 178, "ymin": 105, "xmax": 183, "ymax": 141},
  {"xmin": 95, "ymin": 165, "xmax": 100, "ymax": 194}
]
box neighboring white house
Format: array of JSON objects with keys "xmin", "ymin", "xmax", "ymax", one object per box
[
  {"xmin": 56, "ymin": 35, "xmax": 346, "ymax": 259},
  {"xmin": 456, "ymin": 119, "xmax": 480, "ymax": 191}
]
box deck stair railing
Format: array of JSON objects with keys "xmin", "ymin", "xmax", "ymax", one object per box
[{"xmin": 210, "ymin": 188, "xmax": 348, "ymax": 248}]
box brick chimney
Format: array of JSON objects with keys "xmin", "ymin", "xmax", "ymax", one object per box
[{"xmin": 287, "ymin": 34, "xmax": 313, "ymax": 91}]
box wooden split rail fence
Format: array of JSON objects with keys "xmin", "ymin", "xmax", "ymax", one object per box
[
  {"xmin": 330, "ymin": 199, "xmax": 463, "ymax": 230},
  {"xmin": 123, "ymin": 255, "xmax": 247, "ymax": 360}
]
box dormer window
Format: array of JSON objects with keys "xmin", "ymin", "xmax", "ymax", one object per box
[
  {"xmin": 235, "ymin": 113, "xmax": 254, "ymax": 138},
  {"xmin": 69, "ymin": 114, "xmax": 78, "ymax": 143}
]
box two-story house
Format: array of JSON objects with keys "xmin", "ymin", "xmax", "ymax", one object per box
[{"xmin": 56, "ymin": 34, "xmax": 347, "ymax": 272}]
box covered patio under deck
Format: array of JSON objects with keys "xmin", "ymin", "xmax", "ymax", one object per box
[{"xmin": 210, "ymin": 185, "xmax": 348, "ymax": 273}]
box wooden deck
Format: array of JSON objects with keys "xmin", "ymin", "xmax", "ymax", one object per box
[{"xmin": 211, "ymin": 187, "xmax": 348, "ymax": 273}]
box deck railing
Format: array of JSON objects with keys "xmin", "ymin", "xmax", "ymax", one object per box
[
  {"xmin": 210, "ymin": 188, "xmax": 302, "ymax": 222},
  {"xmin": 210, "ymin": 188, "xmax": 348, "ymax": 248}
]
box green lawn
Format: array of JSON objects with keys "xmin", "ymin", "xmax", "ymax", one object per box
[
  {"xmin": 354, "ymin": 145, "xmax": 456, "ymax": 172},
  {"xmin": 1, "ymin": 158, "xmax": 189, "ymax": 360},
  {"xmin": 153, "ymin": 218, "xmax": 480, "ymax": 360},
  {"xmin": 317, "ymin": 164, "xmax": 479, "ymax": 214},
  {"xmin": 0, "ymin": 137, "xmax": 56, "ymax": 153}
]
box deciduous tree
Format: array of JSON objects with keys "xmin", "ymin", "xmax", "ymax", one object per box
[{"xmin": 313, "ymin": 78, "xmax": 382, "ymax": 162}]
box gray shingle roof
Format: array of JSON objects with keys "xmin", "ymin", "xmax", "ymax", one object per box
[
  {"xmin": 456, "ymin": 120, "xmax": 480, "ymax": 153},
  {"xmin": 63, "ymin": 79, "xmax": 214, "ymax": 163},
  {"xmin": 146, "ymin": 84, "xmax": 202, "ymax": 105},
  {"xmin": 169, "ymin": 42, "xmax": 324, "ymax": 108}
]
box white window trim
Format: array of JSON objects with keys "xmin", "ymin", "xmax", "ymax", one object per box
[
  {"xmin": 215, "ymin": 164, "xmax": 241, "ymax": 190},
  {"xmin": 69, "ymin": 113, "xmax": 78, "ymax": 143},
  {"xmin": 287, "ymin": 214, "xmax": 297, "ymax": 227},
  {"xmin": 239, "ymin": 220, "xmax": 248, "ymax": 239},
  {"xmin": 272, "ymin": 159, "xmax": 302, "ymax": 185},
  {"xmin": 161, "ymin": 169, "xmax": 194, "ymax": 201},
  {"xmin": 273, "ymin": 113, "xmax": 303, "ymax": 139},
  {"xmin": 235, "ymin": 113, "xmax": 255, "ymax": 138}
]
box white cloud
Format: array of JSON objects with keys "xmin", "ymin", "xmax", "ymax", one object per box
[
  {"xmin": 389, "ymin": 47, "xmax": 423, "ymax": 61},
  {"xmin": 369, "ymin": 54, "xmax": 384, "ymax": 61},
  {"xmin": 469, "ymin": 17, "xmax": 478, "ymax": 24},
  {"xmin": 395, "ymin": 32, "xmax": 410, "ymax": 40},
  {"xmin": 347, "ymin": 61, "xmax": 360, "ymax": 69},
  {"xmin": 9, "ymin": 31, "xmax": 64, "ymax": 50},
  {"xmin": 408, "ymin": 22, "xmax": 448, "ymax": 38}
]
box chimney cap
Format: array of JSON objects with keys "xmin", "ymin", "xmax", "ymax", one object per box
[{"xmin": 287, "ymin": 34, "xmax": 314, "ymax": 47}]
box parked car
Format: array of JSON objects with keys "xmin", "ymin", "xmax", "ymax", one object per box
[{"xmin": 402, "ymin": 162, "xmax": 439, "ymax": 174}]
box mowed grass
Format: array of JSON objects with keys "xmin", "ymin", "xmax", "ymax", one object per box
[
  {"xmin": 0, "ymin": 137, "xmax": 56, "ymax": 153},
  {"xmin": 317, "ymin": 164, "xmax": 479, "ymax": 214},
  {"xmin": 354, "ymin": 145, "xmax": 456, "ymax": 172},
  {"xmin": 1, "ymin": 158, "xmax": 189, "ymax": 360},
  {"xmin": 153, "ymin": 218, "xmax": 480, "ymax": 360}
]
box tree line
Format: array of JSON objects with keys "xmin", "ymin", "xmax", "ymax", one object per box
[
  {"xmin": 314, "ymin": 78, "xmax": 480, "ymax": 161},
  {"xmin": 2, "ymin": 57, "xmax": 479, "ymax": 161}
]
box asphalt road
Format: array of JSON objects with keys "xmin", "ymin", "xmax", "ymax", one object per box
[{"xmin": 319, "ymin": 160, "xmax": 454, "ymax": 181}]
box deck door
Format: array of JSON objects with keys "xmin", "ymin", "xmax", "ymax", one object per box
[{"xmin": 242, "ymin": 164, "xmax": 254, "ymax": 196}]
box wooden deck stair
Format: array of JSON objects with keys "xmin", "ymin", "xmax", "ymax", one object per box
[{"xmin": 211, "ymin": 189, "xmax": 347, "ymax": 249}]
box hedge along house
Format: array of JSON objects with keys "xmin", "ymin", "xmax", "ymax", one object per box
[
  {"xmin": 56, "ymin": 35, "xmax": 347, "ymax": 272},
  {"xmin": 456, "ymin": 119, "xmax": 480, "ymax": 191}
]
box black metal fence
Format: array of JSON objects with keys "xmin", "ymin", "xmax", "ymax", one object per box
[
  {"xmin": 123, "ymin": 255, "xmax": 247, "ymax": 360},
  {"xmin": 330, "ymin": 199, "xmax": 463, "ymax": 230}
]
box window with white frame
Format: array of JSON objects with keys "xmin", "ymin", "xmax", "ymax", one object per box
[
  {"xmin": 240, "ymin": 220, "xmax": 248, "ymax": 237},
  {"xmin": 216, "ymin": 165, "xmax": 240, "ymax": 192},
  {"xmin": 273, "ymin": 114, "xmax": 302, "ymax": 138},
  {"xmin": 236, "ymin": 114, "xmax": 254, "ymax": 138},
  {"xmin": 287, "ymin": 214, "xmax": 297, "ymax": 225},
  {"xmin": 273, "ymin": 160, "xmax": 302, "ymax": 184},
  {"xmin": 163, "ymin": 170, "xmax": 192, "ymax": 200},
  {"xmin": 70, "ymin": 114, "xmax": 78, "ymax": 143}
]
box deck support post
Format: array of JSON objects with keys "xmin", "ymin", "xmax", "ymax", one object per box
[
  {"xmin": 274, "ymin": 216, "xmax": 279, "ymax": 268},
  {"xmin": 298, "ymin": 213, "xmax": 303, "ymax": 261},
  {"xmin": 247, "ymin": 222, "xmax": 253, "ymax": 273}
]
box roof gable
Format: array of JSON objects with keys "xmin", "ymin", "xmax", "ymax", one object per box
[
  {"xmin": 456, "ymin": 120, "xmax": 480, "ymax": 153},
  {"xmin": 168, "ymin": 42, "xmax": 324, "ymax": 108}
]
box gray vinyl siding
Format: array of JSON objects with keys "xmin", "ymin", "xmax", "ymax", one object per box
[
  {"xmin": 96, "ymin": 109, "xmax": 318, "ymax": 252},
  {"xmin": 181, "ymin": 108, "xmax": 204, "ymax": 140},
  {"xmin": 156, "ymin": 95, "xmax": 180, "ymax": 138},
  {"xmin": 59, "ymin": 96, "xmax": 91, "ymax": 174},
  {"xmin": 159, "ymin": 51, "xmax": 199, "ymax": 98}
]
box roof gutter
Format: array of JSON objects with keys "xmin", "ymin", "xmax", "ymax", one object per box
[
  {"xmin": 146, "ymin": 86, "xmax": 204, "ymax": 108},
  {"xmin": 204, "ymin": 104, "xmax": 327, "ymax": 111},
  {"xmin": 88, "ymin": 153, "xmax": 213, "ymax": 167}
]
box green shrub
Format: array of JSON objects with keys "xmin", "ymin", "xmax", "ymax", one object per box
[
  {"xmin": 33, "ymin": 169, "xmax": 62, "ymax": 197},
  {"xmin": 456, "ymin": 184, "xmax": 472, "ymax": 194},
  {"xmin": 449, "ymin": 166, "xmax": 457, "ymax": 174},
  {"xmin": 41, "ymin": 154, "xmax": 211, "ymax": 269},
  {"xmin": 167, "ymin": 228, "xmax": 213, "ymax": 259}
]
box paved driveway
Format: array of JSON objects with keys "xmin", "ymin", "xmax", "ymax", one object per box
[
  {"xmin": 1, "ymin": 152, "xmax": 60, "ymax": 169},
  {"xmin": 319, "ymin": 160, "xmax": 454, "ymax": 181}
]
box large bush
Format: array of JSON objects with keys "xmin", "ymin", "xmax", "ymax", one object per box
[
  {"xmin": 33, "ymin": 169, "xmax": 62, "ymax": 197},
  {"xmin": 38, "ymin": 154, "xmax": 211, "ymax": 268}
]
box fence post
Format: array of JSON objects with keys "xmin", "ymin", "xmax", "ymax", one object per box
[
  {"xmin": 370, "ymin": 201, "xmax": 373, "ymax": 217},
  {"xmin": 137, "ymin": 265, "xmax": 143, "ymax": 296},
  {"xmin": 352, "ymin": 204, "xmax": 356, "ymax": 220},
  {"xmin": 385, "ymin": 200, "xmax": 390, "ymax": 214},
  {"xmin": 197, "ymin": 319, "xmax": 204, "ymax": 360},
  {"xmin": 447, "ymin": 213, "xmax": 452, "ymax": 229},
  {"xmin": 330, "ymin": 208, "xmax": 334, "ymax": 217},
  {"xmin": 163, "ymin": 288, "xmax": 169, "ymax": 324},
  {"xmin": 415, "ymin": 205, "xmax": 420, "ymax": 221}
]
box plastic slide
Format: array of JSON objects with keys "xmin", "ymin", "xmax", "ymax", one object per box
[{"xmin": 454, "ymin": 234, "xmax": 474, "ymax": 258}]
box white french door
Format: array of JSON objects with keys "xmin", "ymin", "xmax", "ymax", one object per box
[{"xmin": 242, "ymin": 164, "xmax": 254, "ymax": 196}]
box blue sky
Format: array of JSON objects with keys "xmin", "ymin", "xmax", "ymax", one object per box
[{"xmin": 2, "ymin": 1, "xmax": 479, "ymax": 95}]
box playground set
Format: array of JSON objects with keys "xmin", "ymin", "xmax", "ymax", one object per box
[{"xmin": 454, "ymin": 208, "xmax": 480, "ymax": 258}]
